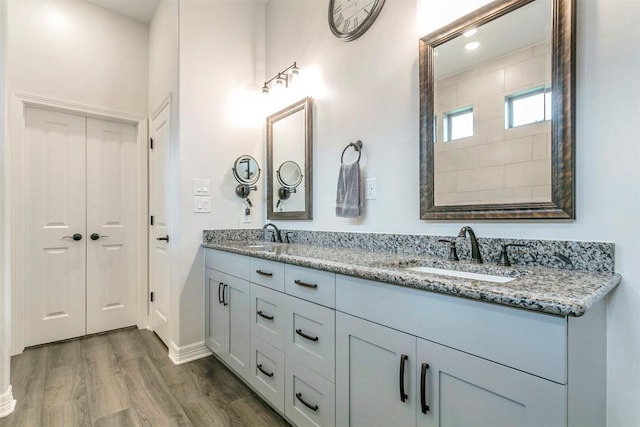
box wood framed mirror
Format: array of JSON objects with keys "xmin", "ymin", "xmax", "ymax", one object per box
[
  {"xmin": 267, "ymin": 97, "xmax": 313, "ymax": 220},
  {"xmin": 419, "ymin": 0, "xmax": 575, "ymax": 219}
]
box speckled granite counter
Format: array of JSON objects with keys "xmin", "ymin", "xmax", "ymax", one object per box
[{"xmin": 202, "ymin": 239, "xmax": 621, "ymax": 317}]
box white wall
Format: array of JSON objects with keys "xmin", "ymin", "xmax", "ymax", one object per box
[
  {"xmin": 173, "ymin": 0, "xmax": 265, "ymax": 347},
  {"xmin": 6, "ymin": 0, "xmax": 149, "ymax": 115},
  {"xmin": 0, "ymin": 0, "xmax": 15, "ymax": 418},
  {"xmin": 265, "ymin": 0, "xmax": 640, "ymax": 425}
]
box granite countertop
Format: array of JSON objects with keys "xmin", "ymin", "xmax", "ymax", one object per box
[{"xmin": 202, "ymin": 240, "xmax": 621, "ymax": 317}]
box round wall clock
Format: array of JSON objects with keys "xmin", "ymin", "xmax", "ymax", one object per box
[{"xmin": 328, "ymin": 0, "xmax": 386, "ymax": 42}]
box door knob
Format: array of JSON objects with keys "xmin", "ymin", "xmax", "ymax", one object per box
[
  {"xmin": 62, "ymin": 233, "xmax": 83, "ymax": 241},
  {"xmin": 90, "ymin": 233, "xmax": 109, "ymax": 241},
  {"xmin": 157, "ymin": 235, "xmax": 169, "ymax": 242}
]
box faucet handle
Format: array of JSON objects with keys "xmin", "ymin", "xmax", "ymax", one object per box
[
  {"xmin": 497, "ymin": 243, "xmax": 527, "ymax": 266},
  {"xmin": 266, "ymin": 230, "xmax": 276, "ymax": 242},
  {"xmin": 438, "ymin": 239, "xmax": 460, "ymax": 262},
  {"xmin": 284, "ymin": 232, "xmax": 294, "ymax": 244}
]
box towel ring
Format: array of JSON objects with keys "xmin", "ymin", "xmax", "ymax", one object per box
[{"xmin": 341, "ymin": 140, "xmax": 363, "ymax": 163}]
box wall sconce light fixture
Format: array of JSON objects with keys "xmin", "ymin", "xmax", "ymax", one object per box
[{"xmin": 262, "ymin": 62, "xmax": 300, "ymax": 94}]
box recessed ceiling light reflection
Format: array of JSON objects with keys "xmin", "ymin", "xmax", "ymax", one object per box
[
  {"xmin": 463, "ymin": 29, "xmax": 477, "ymax": 37},
  {"xmin": 465, "ymin": 41, "xmax": 480, "ymax": 51}
]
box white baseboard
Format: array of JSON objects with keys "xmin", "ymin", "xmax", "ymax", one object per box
[
  {"xmin": 0, "ymin": 385, "xmax": 16, "ymax": 418},
  {"xmin": 168, "ymin": 340, "xmax": 212, "ymax": 365}
]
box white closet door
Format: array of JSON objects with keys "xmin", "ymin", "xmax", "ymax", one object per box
[
  {"xmin": 149, "ymin": 101, "xmax": 171, "ymax": 346},
  {"xmin": 86, "ymin": 117, "xmax": 138, "ymax": 334},
  {"xmin": 24, "ymin": 107, "xmax": 87, "ymax": 346}
]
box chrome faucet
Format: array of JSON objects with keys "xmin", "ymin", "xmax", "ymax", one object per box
[
  {"xmin": 263, "ymin": 223, "xmax": 282, "ymax": 243},
  {"xmin": 458, "ymin": 226, "xmax": 483, "ymax": 264}
]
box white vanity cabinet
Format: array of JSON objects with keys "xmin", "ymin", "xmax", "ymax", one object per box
[{"xmin": 205, "ymin": 248, "xmax": 607, "ymax": 427}]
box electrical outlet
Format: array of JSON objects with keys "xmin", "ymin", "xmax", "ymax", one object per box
[
  {"xmin": 242, "ymin": 206, "xmax": 251, "ymax": 223},
  {"xmin": 193, "ymin": 179, "xmax": 211, "ymax": 195},
  {"xmin": 366, "ymin": 178, "xmax": 377, "ymax": 200},
  {"xmin": 194, "ymin": 196, "xmax": 211, "ymax": 213}
]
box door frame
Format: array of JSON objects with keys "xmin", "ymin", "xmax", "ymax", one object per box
[{"xmin": 9, "ymin": 92, "xmax": 149, "ymax": 354}]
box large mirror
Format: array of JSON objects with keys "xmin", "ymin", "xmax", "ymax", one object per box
[
  {"xmin": 419, "ymin": 0, "xmax": 575, "ymax": 219},
  {"xmin": 267, "ymin": 97, "xmax": 313, "ymax": 220}
]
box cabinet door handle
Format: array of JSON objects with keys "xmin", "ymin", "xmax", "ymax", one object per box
[
  {"xmin": 294, "ymin": 279, "xmax": 318, "ymax": 289},
  {"xmin": 256, "ymin": 269, "xmax": 273, "ymax": 277},
  {"xmin": 420, "ymin": 363, "xmax": 430, "ymax": 414},
  {"xmin": 295, "ymin": 329, "xmax": 319, "ymax": 342},
  {"xmin": 223, "ymin": 284, "xmax": 228, "ymax": 306},
  {"xmin": 218, "ymin": 282, "xmax": 224, "ymax": 305},
  {"xmin": 257, "ymin": 310, "xmax": 274, "ymax": 320},
  {"xmin": 62, "ymin": 233, "xmax": 83, "ymax": 241},
  {"xmin": 257, "ymin": 364, "xmax": 274, "ymax": 378},
  {"xmin": 399, "ymin": 354, "xmax": 408, "ymax": 403},
  {"xmin": 295, "ymin": 392, "xmax": 319, "ymax": 412}
]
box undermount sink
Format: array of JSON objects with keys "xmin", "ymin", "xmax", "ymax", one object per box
[{"xmin": 405, "ymin": 266, "xmax": 516, "ymax": 283}]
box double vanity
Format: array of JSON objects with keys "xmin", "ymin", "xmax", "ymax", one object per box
[{"xmin": 202, "ymin": 229, "xmax": 620, "ymax": 427}]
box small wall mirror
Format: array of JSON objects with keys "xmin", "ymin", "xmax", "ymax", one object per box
[
  {"xmin": 232, "ymin": 155, "xmax": 260, "ymax": 198},
  {"xmin": 267, "ymin": 97, "xmax": 313, "ymax": 220},
  {"xmin": 419, "ymin": 0, "xmax": 575, "ymax": 219},
  {"xmin": 275, "ymin": 160, "xmax": 304, "ymax": 210}
]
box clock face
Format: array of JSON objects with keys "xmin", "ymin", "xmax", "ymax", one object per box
[{"xmin": 328, "ymin": 0, "xmax": 386, "ymax": 42}]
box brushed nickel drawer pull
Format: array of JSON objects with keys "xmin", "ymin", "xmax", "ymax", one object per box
[
  {"xmin": 295, "ymin": 329, "xmax": 319, "ymax": 342},
  {"xmin": 256, "ymin": 269, "xmax": 273, "ymax": 277},
  {"xmin": 294, "ymin": 279, "xmax": 318, "ymax": 289},
  {"xmin": 257, "ymin": 364, "xmax": 274, "ymax": 378},
  {"xmin": 257, "ymin": 310, "xmax": 274, "ymax": 320},
  {"xmin": 296, "ymin": 392, "xmax": 319, "ymax": 412}
]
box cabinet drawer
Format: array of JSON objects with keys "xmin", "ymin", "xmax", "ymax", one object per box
[
  {"xmin": 250, "ymin": 258, "xmax": 285, "ymax": 291},
  {"xmin": 285, "ymin": 295, "xmax": 335, "ymax": 381},
  {"xmin": 285, "ymin": 356, "xmax": 336, "ymax": 427},
  {"xmin": 205, "ymin": 249, "xmax": 250, "ymax": 280},
  {"xmin": 285, "ymin": 265, "xmax": 336, "ymax": 308},
  {"xmin": 251, "ymin": 284, "xmax": 285, "ymax": 351},
  {"xmin": 336, "ymin": 274, "xmax": 567, "ymax": 383},
  {"xmin": 250, "ymin": 335, "xmax": 285, "ymax": 413}
]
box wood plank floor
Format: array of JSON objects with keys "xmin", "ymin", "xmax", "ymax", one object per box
[{"xmin": 0, "ymin": 329, "xmax": 290, "ymax": 427}]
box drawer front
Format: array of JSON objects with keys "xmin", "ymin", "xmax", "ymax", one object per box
[
  {"xmin": 251, "ymin": 284, "xmax": 285, "ymax": 351},
  {"xmin": 285, "ymin": 265, "xmax": 336, "ymax": 308},
  {"xmin": 336, "ymin": 274, "xmax": 567, "ymax": 384},
  {"xmin": 205, "ymin": 249, "xmax": 250, "ymax": 280},
  {"xmin": 250, "ymin": 258, "xmax": 285, "ymax": 292},
  {"xmin": 250, "ymin": 335, "xmax": 285, "ymax": 413},
  {"xmin": 285, "ymin": 356, "xmax": 336, "ymax": 427},
  {"xmin": 285, "ymin": 295, "xmax": 335, "ymax": 381}
]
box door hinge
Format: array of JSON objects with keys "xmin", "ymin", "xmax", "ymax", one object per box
[
  {"xmin": 150, "ymin": 215, "xmax": 154, "ymax": 226},
  {"xmin": 150, "ymin": 292, "xmax": 154, "ymax": 302},
  {"xmin": 150, "ymin": 137, "xmax": 154, "ymax": 149}
]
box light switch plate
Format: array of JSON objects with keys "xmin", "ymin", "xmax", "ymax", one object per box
[
  {"xmin": 193, "ymin": 179, "xmax": 211, "ymax": 195},
  {"xmin": 194, "ymin": 196, "xmax": 211, "ymax": 213}
]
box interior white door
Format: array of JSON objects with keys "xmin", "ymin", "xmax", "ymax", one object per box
[
  {"xmin": 24, "ymin": 107, "xmax": 87, "ymax": 346},
  {"xmin": 149, "ymin": 101, "xmax": 171, "ymax": 346},
  {"xmin": 86, "ymin": 117, "xmax": 138, "ymax": 334}
]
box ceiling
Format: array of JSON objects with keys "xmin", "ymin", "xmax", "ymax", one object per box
[{"xmin": 84, "ymin": 0, "xmax": 160, "ymax": 24}]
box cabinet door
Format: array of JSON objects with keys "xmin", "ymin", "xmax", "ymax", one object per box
[
  {"xmin": 417, "ymin": 338, "xmax": 566, "ymax": 427},
  {"xmin": 205, "ymin": 268, "xmax": 228, "ymax": 355},
  {"xmin": 225, "ymin": 273, "xmax": 251, "ymax": 379},
  {"xmin": 336, "ymin": 312, "xmax": 417, "ymax": 427}
]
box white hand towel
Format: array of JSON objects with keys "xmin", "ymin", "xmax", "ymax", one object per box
[{"xmin": 336, "ymin": 162, "xmax": 362, "ymax": 217}]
